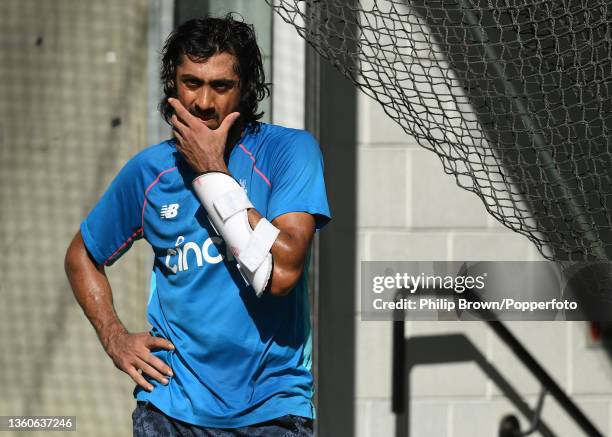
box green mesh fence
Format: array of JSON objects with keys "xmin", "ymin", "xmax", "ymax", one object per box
[{"xmin": 1, "ymin": 1, "xmax": 150, "ymax": 435}]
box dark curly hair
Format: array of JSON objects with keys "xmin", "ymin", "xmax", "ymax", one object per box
[{"xmin": 159, "ymin": 15, "xmax": 270, "ymax": 128}]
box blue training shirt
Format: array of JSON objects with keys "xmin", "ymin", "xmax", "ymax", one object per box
[{"xmin": 80, "ymin": 123, "xmax": 331, "ymax": 428}]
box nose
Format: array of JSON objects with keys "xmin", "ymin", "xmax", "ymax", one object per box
[{"xmin": 194, "ymin": 87, "xmax": 214, "ymax": 114}]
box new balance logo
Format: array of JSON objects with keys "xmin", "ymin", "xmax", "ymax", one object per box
[{"xmin": 160, "ymin": 203, "xmax": 180, "ymax": 219}]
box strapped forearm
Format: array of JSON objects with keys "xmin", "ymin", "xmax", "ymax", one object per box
[{"xmin": 192, "ymin": 172, "xmax": 280, "ymax": 297}]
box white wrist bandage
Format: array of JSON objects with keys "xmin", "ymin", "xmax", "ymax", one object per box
[{"xmin": 192, "ymin": 172, "xmax": 280, "ymax": 297}]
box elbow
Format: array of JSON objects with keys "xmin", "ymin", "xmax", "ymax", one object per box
[
  {"xmin": 268, "ymin": 266, "xmax": 303, "ymax": 297},
  {"xmin": 64, "ymin": 231, "xmax": 100, "ymax": 280},
  {"xmin": 64, "ymin": 239, "xmax": 78, "ymax": 278},
  {"xmin": 269, "ymin": 285, "xmax": 292, "ymax": 297}
]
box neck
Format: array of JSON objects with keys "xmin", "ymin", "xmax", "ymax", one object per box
[{"xmin": 225, "ymin": 119, "xmax": 247, "ymax": 161}]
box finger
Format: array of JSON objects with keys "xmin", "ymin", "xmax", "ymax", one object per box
[
  {"xmin": 126, "ymin": 367, "xmax": 154, "ymax": 392},
  {"xmin": 137, "ymin": 358, "xmax": 169, "ymax": 385},
  {"xmin": 144, "ymin": 353, "xmax": 174, "ymax": 377},
  {"xmin": 173, "ymin": 128, "xmax": 185, "ymax": 147},
  {"xmin": 219, "ymin": 112, "xmax": 241, "ymax": 135},
  {"xmin": 147, "ymin": 336, "xmax": 176, "ymax": 351},
  {"xmin": 168, "ymin": 98, "xmax": 195, "ymax": 127},
  {"xmin": 171, "ymin": 114, "xmax": 189, "ymax": 136}
]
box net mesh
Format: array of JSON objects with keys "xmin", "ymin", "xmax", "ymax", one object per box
[
  {"xmin": 1, "ymin": 1, "xmax": 149, "ymax": 435},
  {"xmin": 268, "ymin": 0, "xmax": 612, "ymax": 262}
]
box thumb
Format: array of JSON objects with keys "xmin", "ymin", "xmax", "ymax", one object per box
[{"xmin": 219, "ymin": 112, "xmax": 241, "ymax": 134}]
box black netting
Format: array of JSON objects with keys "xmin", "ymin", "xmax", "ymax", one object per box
[{"xmin": 268, "ymin": 0, "xmax": 612, "ymax": 261}]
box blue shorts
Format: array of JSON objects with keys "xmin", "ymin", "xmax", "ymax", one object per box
[{"xmin": 132, "ymin": 402, "xmax": 314, "ymax": 437}]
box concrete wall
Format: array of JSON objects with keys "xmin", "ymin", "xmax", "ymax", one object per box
[
  {"xmin": 354, "ymin": 94, "xmax": 612, "ymax": 436},
  {"xmin": 0, "ymin": 1, "xmax": 150, "ymax": 436}
]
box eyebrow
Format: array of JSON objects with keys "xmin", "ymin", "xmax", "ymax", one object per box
[
  {"xmin": 179, "ymin": 74, "xmax": 236, "ymax": 86},
  {"xmin": 210, "ymin": 79, "xmax": 236, "ymax": 87}
]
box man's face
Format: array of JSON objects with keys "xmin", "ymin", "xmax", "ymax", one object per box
[{"xmin": 175, "ymin": 52, "xmax": 241, "ymax": 130}]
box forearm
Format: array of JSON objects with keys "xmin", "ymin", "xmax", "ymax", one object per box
[
  {"xmin": 246, "ymin": 209, "xmax": 311, "ymax": 296},
  {"xmin": 64, "ymin": 232, "xmax": 127, "ymax": 350},
  {"xmin": 190, "ymin": 171, "xmax": 315, "ymax": 296}
]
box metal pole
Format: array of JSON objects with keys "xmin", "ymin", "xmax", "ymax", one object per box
[{"xmin": 487, "ymin": 320, "xmax": 603, "ymax": 437}]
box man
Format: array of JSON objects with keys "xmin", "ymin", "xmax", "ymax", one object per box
[{"xmin": 64, "ymin": 15, "xmax": 330, "ymax": 436}]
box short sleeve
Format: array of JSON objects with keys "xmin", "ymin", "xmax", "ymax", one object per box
[
  {"xmin": 267, "ymin": 130, "xmax": 331, "ymax": 230},
  {"xmin": 80, "ymin": 155, "xmax": 146, "ymax": 266}
]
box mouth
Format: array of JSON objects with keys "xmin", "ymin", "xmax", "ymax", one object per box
[{"xmin": 197, "ymin": 116, "xmax": 220, "ymax": 129}]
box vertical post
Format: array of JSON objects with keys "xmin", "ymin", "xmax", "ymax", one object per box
[
  {"xmin": 173, "ymin": 0, "xmax": 209, "ymax": 26},
  {"xmin": 392, "ymin": 291, "xmax": 408, "ymax": 437},
  {"xmin": 305, "ymin": 2, "xmax": 358, "ymax": 436},
  {"xmin": 147, "ymin": 0, "xmax": 175, "ymax": 146}
]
